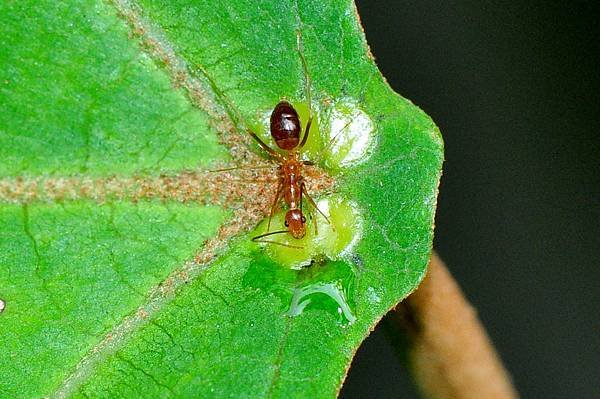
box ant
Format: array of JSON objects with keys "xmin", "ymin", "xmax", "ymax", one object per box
[{"xmin": 248, "ymin": 100, "xmax": 331, "ymax": 248}]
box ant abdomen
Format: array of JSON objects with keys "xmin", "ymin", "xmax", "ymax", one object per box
[{"xmin": 270, "ymin": 101, "xmax": 301, "ymax": 150}]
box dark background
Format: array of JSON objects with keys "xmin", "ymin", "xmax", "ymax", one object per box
[{"xmin": 342, "ymin": 1, "xmax": 599, "ymax": 398}]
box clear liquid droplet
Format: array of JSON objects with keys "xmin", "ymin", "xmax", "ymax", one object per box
[
  {"xmin": 315, "ymin": 98, "xmax": 376, "ymax": 173},
  {"xmin": 243, "ymin": 247, "xmax": 359, "ymax": 326},
  {"xmin": 286, "ymin": 280, "xmax": 356, "ymax": 325}
]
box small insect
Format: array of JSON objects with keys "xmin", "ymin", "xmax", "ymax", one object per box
[{"xmin": 249, "ymin": 101, "xmax": 330, "ymax": 248}]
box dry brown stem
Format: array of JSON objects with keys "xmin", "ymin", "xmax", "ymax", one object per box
[{"xmin": 395, "ymin": 252, "xmax": 519, "ymax": 399}]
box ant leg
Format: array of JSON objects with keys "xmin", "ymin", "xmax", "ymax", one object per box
[
  {"xmin": 267, "ymin": 180, "xmax": 284, "ymax": 232},
  {"xmin": 230, "ymin": 180, "xmax": 278, "ymax": 184},
  {"xmin": 312, "ymin": 206, "xmax": 319, "ymax": 235},
  {"xmin": 295, "ymin": 24, "xmax": 314, "ymax": 151},
  {"xmin": 313, "ymin": 119, "xmax": 352, "ymax": 164},
  {"xmin": 210, "ymin": 164, "xmax": 277, "ymax": 172},
  {"xmin": 299, "ymin": 115, "xmax": 313, "ymax": 148},
  {"xmin": 248, "ymin": 130, "xmax": 282, "ymax": 160},
  {"xmin": 252, "ymin": 230, "xmax": 303, "ymax": 249},
  {"xmin": 299, "ymin": 183, "xmax": 318, "ymax": 235},
  {"xmin": 301, "ymin": 182, "xmax": 333, "ymax": 227}
]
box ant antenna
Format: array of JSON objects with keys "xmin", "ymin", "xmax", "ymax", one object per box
[{"xmin": 252, "ymin": 230, "xmax": 304, "ymax": 249}]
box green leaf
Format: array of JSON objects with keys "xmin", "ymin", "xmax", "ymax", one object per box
[{"xmin": 0, "ymin": 0, "xmax": 443, "ymax": 398}]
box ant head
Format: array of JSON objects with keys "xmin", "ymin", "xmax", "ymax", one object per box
[{"xmin": 284, "ymin": 209, "xmax": 306, "ymax": 239}]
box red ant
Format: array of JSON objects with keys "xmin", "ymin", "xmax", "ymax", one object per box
[{"xmin": 248, "ymin": 101, "xmax": 331, "ymax": 248}]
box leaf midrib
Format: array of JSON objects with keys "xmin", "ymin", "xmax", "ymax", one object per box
[{"xmin": 46, "ymin": 0, "xmax": 317, "ymax": 396}]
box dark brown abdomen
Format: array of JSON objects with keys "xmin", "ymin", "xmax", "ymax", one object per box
[{"xmin": 270, "ymin": 101, "xmax": 301, "ymax": 150}]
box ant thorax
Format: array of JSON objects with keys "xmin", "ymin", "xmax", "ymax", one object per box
[{"xmin": 280, "ymin": 156, "xmax": 303, "ymax": 216}]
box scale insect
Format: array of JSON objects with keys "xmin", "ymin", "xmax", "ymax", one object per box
[{"xmin": 249, "ymin": 101, "xmax": 331, "ymax": 248}]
